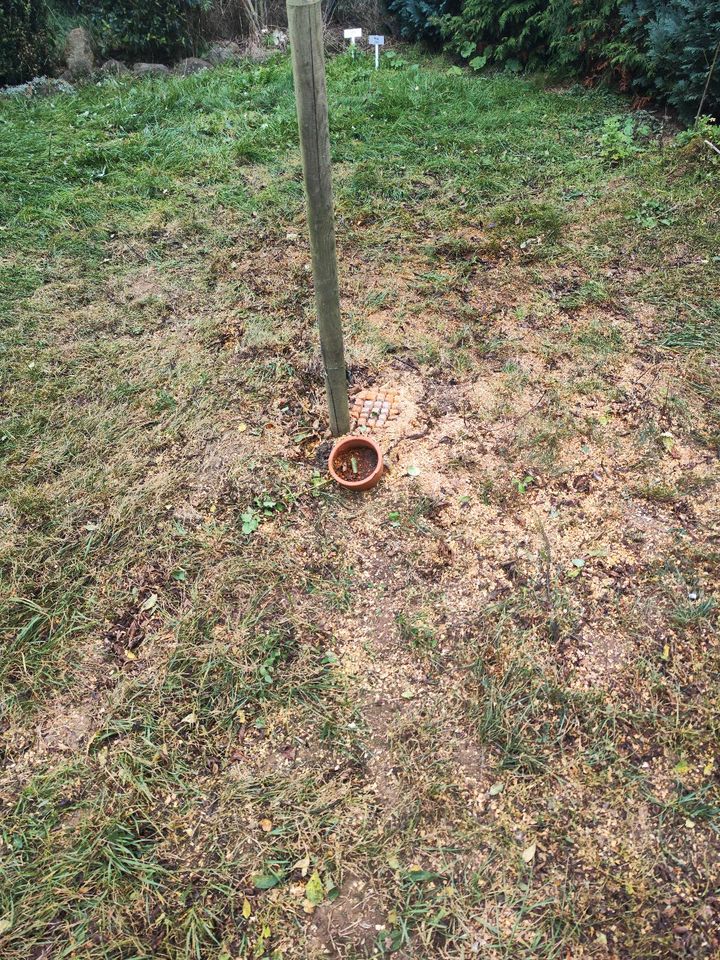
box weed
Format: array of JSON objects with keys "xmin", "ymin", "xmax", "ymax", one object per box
[
  {"xmin": 396, "ymin": 610, "xmax": 437, "ymax": 655},
  {"xmin": 672, "ymin": 596, "xmax": 717, "ymax": 627},
  {"xmin": 599, "ymin": 115, "xmax": 647, "ymax": 163}
]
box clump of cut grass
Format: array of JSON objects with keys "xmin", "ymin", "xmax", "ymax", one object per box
[{"xmin": 636, "ymin": 481, "xmax": 679, "ymax": 503}]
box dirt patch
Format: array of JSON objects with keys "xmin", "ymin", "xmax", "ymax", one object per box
[
  {"xmin": 37, "ymin": 701, "xmax": 96, "ymax": 754},
  {"xmin": 0, "ymin": 691, "xmax": 104, "ymax": 797},
  {"xmin": 306, "ymin": 870, "xmax": 387, "ymax": 958}
]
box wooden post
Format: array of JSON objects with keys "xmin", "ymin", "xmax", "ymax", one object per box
[{"xmin": 286, "ymin": 0, "xmax": 350, "ymax": 437}]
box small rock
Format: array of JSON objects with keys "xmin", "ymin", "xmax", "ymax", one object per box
[
  {"xmin": 175, "ymin": 57, "xmax": 211, "ymax": 76},
  {"xmin": 246, "ymin": 41, "xmax": 271, "ymax": 63},
  {"xmin": 2, "ymin": 76, "xmax": 75, "ymax": 98},
  {"xmin": 206, "ymin": 41, "xmax": 242, "ymax": 65},
  {"xmin": 173, "ymin": 503, "xmax": 204, "ymax": 526},
  {"xmin": 100, "ymin": 59, "xmax": 129, "ymax": 76},
  {"xmin": 133, "ymin": 63, "xmax": 171, "ymax": 77},
  {"xmin": 64, "ymin": 27, "xmax": 94, "ymax": 79}
]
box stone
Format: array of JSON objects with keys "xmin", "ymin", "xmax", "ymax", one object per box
[
  {"xmin": 175, "ymin": 57, "xmax": 211, "ymax": 76},
  {"xmin": 206, "ymin": 41, "xmax": 242, "ymax": 65},
  {"xmin": 133, "ymin": 63, "xmax": 171, "ymax": 77},
  {"xmin": 246, "ymin": 40, "xmax": 271, "ymax": 63},
  {"xmin": 64, "ymin": 27, "xmax": 94, "ymax": 79},
  {"xmin": 2, "ymin": 76, "xmax": 75, "ymax": 98},
  {"xmin": 100, "ymin": 59, "xmax": 129, "ymax": 76}
]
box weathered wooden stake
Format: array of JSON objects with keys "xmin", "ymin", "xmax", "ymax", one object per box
[{"xmin": 287, "ymin": 0, "xmax": 350, "ymax": 436}]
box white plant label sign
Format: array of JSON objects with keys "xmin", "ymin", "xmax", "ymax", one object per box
[
  {"xmin": 368, "ymin": 35, "xmax": 385, "ymax": 69},
  {"xmin": 344, "ymin": 27, "xmax": 362, "ymax": 58}
]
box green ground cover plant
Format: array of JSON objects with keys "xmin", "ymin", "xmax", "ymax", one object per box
[{"xmin": 0, "ymin": 50, "xmax": 719, "ymax": 959}]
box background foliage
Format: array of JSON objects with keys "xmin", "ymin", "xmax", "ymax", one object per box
[
  {"xmin": 1, "ymin": 0, "xmax": 718, "ymax": 123},
  {"xmin": 0, "ymin": 0, "xmax": 52, "ymax": 85},
  {"xmin": 388, "ymin": 0, "xmax": 451, "ymax": 44},
  {"xmin": 622, "ymin": 0, "xmax": 720, "ymax": 121},
  {"xmin": 390, "ymin": 0, "xmax": 720, "ymax": 120},
  {"xmin": 81, "ymin": 0, "xmax": 210, "ymax": 60}
]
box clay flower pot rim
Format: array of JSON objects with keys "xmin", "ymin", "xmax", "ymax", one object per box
[{"xmin": 328, "ymin": 435, "xmax": 384, "ymax": 491}]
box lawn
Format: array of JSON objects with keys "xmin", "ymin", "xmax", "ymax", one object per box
[{"xmin": 1, "ymin": 49, "xmax": 719, "ymax": 959}]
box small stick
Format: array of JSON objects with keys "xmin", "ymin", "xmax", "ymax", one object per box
[
  {"xmin": 696, "ymin": 39, "xmax": 720, "ymax": 122},
  {"xmin": 704, "ymin": 139, "xmax": 720, "ymax": 156},
  {"xmin": 534, "ymin": 513, "xmax": 559, "ymax": 643}
]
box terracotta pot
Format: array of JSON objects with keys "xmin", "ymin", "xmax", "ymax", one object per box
[{"xmin": 328, "ymin": 435, "xmax": 384, "ymax": 491}]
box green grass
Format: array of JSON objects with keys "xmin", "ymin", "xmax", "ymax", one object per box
[{"xmin": 1, "ymin": 49, "xmax": 719, "ymax": 960}]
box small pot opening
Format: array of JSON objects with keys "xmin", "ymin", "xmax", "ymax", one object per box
[{"xmin": 332, "ymin": 444, "xmax": 378, "ymax": 483}]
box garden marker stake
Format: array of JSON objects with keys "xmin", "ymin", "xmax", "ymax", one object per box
[
  {"xmin": 288, "ymin": 0, "xmax": 350, "ymax": 436},
  {"xmin": 368, "ymin": 35, "xmax": 384, "ymax": 70},
  {"xmin": 343, "ymin": 27, "xmax": 362, "ymax": 58}
]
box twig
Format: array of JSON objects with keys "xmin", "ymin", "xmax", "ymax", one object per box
[
  {"xmin": 534, "ymin": 514, "xmax": 553, "ymax": 609},
  {"xmin": 534, "ymin": 513, "xmax": 560, "ymax": 643},
  {"xmin": 696, "ymin": 39, "xmax": 720, "ymax": 122},
  {"xmin": 704, "ymin": 139, "xmax": 720, "ymax": 157}
]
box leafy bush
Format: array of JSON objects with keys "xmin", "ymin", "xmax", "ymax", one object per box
[
  {"xmin": 436, "ymin": 0, "xmax": 545, "ymax": 69},
  {"xmin": 539, "ymin": 1, "xmax": 629, "ymax": 78},
  {"xmin": 83, "ymin": 0, "xmax": 210, "ymax": 60},
  {"xmin": 434, "ymin": 0, "xmax": 629, "ymax": 73},
  {"xmin": 388, "ymin": 0, "xmax": 452, "ymax": 45},
  {"xmin": 0, "ymin": 0, "xmax": 52, "ymax": 84},
  {"xmin": 621, "ymin": 0, "xmax": 720, "ymax": 121}
]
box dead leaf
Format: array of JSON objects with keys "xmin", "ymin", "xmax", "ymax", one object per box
[
  {"xmin": 139, "ymin": 593, "xmax": 158, "ymax": 613},
  {"xmin": 293, "ymin": 854, "xmax": 311, "ymax": 877},
  {"xmin": 522, "ymin": 842, "xmax": 537, "ymax": 863}
]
